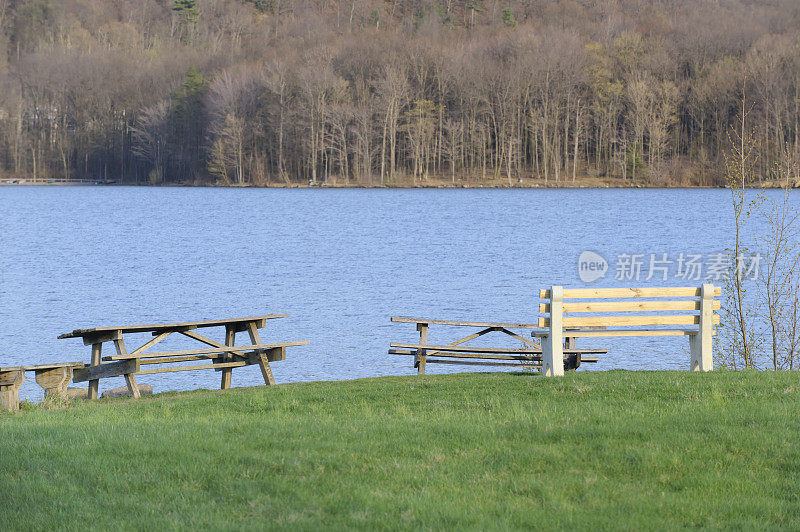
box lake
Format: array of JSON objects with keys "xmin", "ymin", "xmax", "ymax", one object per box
[{"xmin": 0, "ymin": 186, "xmax": 764, "ymax": 400}]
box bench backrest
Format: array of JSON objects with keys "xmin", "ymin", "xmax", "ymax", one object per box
[{"xmin": 538, "ymin": 285, "xmax": 721, "ymax": 330}]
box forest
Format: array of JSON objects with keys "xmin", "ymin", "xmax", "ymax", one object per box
[{"xmin": 1, "ymin": 0, "xmax": 800, "ymax": 186}]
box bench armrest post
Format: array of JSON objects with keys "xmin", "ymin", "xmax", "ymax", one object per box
[{"xmin": 543, "ymin": 286, "xmax": 565, "ymax": 376}]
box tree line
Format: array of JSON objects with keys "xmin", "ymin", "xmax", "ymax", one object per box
[{"xmin": 1, "ymin": 0, "xmax": 800, "ymax": 186}]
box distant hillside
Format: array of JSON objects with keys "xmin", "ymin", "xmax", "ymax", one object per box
[{"xmin": 1, "ymin": 0, "xmax": 799, "ymax": 186}]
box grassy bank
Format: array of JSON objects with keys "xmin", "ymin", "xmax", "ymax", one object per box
[{"xmin": 1, "ymin": 371, "xmax": 799, "ymax": 529}]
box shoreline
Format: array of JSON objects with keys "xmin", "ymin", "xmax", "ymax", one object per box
[{"xmin": 0, "ymin": 178, "xmax": 731, "ymax": 189}]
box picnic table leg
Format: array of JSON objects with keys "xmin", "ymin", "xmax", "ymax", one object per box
[
  {"xmin": 114, "ymin": 338, "xmax": 141, "ymax": 399},
  {"xmin": 88, "ymin": 342, "xmax": 102, "ymax": 400},
  {"xmin": 247, "ymin": 322, "xmax": 276, "ymax": 386},
  {"xmin": 221, "ymin": 325, "xmax": 235, "ymax": 390},
  {"xmin": 0, "ymin": 370, "xmax": 24, "ymax": 412},
  {"xmin": 35, "ymin": 367, "xmax": 73, "ymax": 400},
  {"xmin": 416, "ymin": 323, "xmax": 428, "ymax": 375}
]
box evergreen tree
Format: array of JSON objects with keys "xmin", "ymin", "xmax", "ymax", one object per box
[{"xmin": 172, "ymin": 0, "xmax": 199, "ymax": 44}]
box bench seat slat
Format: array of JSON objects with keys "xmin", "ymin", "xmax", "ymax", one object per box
[
  {"xmin": 540, "ymin": 300, "xmax": 722, "ymax": 313},
  {"xmin": 389, "ymin": 349, "xmax": 603, "ymax": 361},
  {"xmin": 390, "ymin": 343, "xmax": 607, "ymax": 355},
  {"xmin": 390, "ymin": 349, "xmax": 541, "ymax": 361},
  {"xmin": 390, "ymin": 343, "xmax": 543, "ymax": 354},
  {"xmin": 389, "ymin": 346, "xmax": 606, "ymax": 356},
  {"xmin": 427, "ymin": 358, "xmax": 541, "ymax": 368},
  {"xmin": 538, "ymin": 315, "xmax": 720, "ymax": 328},
  {"xmin": 0, "ymin": 362, "xmax": 84, "ymax": 372}
]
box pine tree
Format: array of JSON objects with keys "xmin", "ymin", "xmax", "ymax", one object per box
[{"xmin": 172, "ymin": 0, "xmax": 199, "ymax": 44}]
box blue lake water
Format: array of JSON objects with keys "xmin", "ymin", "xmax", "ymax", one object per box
[{"xmin": 0, "ymin": 186, "xmax": 765, "ymax": 400}]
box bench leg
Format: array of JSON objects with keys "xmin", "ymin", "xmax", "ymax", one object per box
[
  {"xmin": 35, "ymin": 367, "xmax": 73, "ymax": 400},
  {"xmin": 0, "ymin": 370, "xmax": 25, "ymax": 412},
  {"xmin": 543, "ymin": 286, "xmax": 565, "ymax": 377}
]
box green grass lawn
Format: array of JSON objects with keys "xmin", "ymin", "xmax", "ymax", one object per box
[{"xmin": 1, "ymin": 370, "xmax": 799, "ymax": 530}]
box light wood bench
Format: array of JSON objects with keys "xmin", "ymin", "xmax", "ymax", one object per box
[
  {"xmin": 0, "ymin": 362, "xmax": 85, "ymax": 411},
  {"xmin": 389, "ymin": 317, "xmax": 606, "ymax": 374},
  {"xmin": 58, "ymin": 315, "xmax": 309, "ymax": 399},
  {"xmin": 535, "ymin": 284, "xmax": 720, "ymax": 376}
]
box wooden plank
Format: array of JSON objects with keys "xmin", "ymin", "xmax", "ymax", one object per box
[
  {"xmin": 137, "ymin": 361, "xmax": 249, "ymax": 375},
  {"xmin": 139, "ymin": 355, "xmax": 222, "ymax": 365},
  {"xmin": 248, "ymin": 322, "xmax": 277, "ymax": 385},
  {"xmin": 392, "ymin": 343, "xmax": 552, "ymax": 355},
  {"xmin": 57, "ymin": 314, "xmax": 288, "ymax": 338},
  {"xmin": 538, "ymin": 315, "xmax": 720, "ymax": 327},
  {"xmin": 533, "ymin": 329, "xmax": 714, "ymax": 337},
  {"xmin": 88, "ymin": 342, "xmax": 102, "ymax": 400},
  {"xmin": 495, "ymin": 327, "xmax": 539, "ymax": 347},
  {"xmin": 426, "ymin": 359, "xmax": 538, "ymax": 368},
  {"xmin": 265, "ymin": 346, "xmax": 286, "ymax": 363},
  {"xmin": 103, "ymin": 342, "xmax": 309, "ymax": 360},
  {"xmin": 391, "ymin": 349, "xmax": 542, "ymax": 361},
  {"xmin": 540, "ymin": 300, "xmax": 722, "ymax": 313},
  {"xmin": 255, "ymin": 352, "xmax": 276, "ymax": 386},
  {"xmin": 425, "ymin": 326, "xmax": 496, "ymax": 357},
  {"xmin": 129, "ymin": 331, "xmax": 172, "ymax": 356},
  {"xmin": 0, "ymin": 362, "xmax": 83, "ymax": 372},
  {"xmin": 179, "ymin": 329, "xmax": 230, "ymax": 347},
  {"xmin": 221, "ymin": 326, "xmax": 235, "ymax": 390},
  {"xmin": 391, "ymin": 317, "xmax": 540, "ymax": 328},
  {"xmin": 115, "ymin": 337, "xmax": 141, "ymax": 399},
  {"xmin": 539, "ymin": 287, "xmax": 722, "ymax": 299},
  {"xmin": 416, "ymin": 323, "xmax": 428, "ymax": 375},
  {"xmin": 73, "ymin": 360, "xmax": 140, "ymax": 383},
  {"xmin": 389, "ymin": 347, "xmax": 606, "ymax": 356},
  {"xmin": 80, "ymin": 330, "xmax": 121, "ymax": 346}
]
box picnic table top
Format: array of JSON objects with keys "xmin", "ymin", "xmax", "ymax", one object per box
[
  {"xmin": 391, "ymin": 317, "xmax": 540, "ymax": 328},
  {"xmin": 58, "ymin": 315, "xmax": 289, "ymax": 339}
]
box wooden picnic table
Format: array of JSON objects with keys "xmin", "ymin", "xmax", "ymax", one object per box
[
  {"xmin": 58, "ymin": 315, "xmax": 307, "ymax": 400},
  {"xmin": 389, "ymin": 317, "xmax": 606, "ymax": 374}
]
